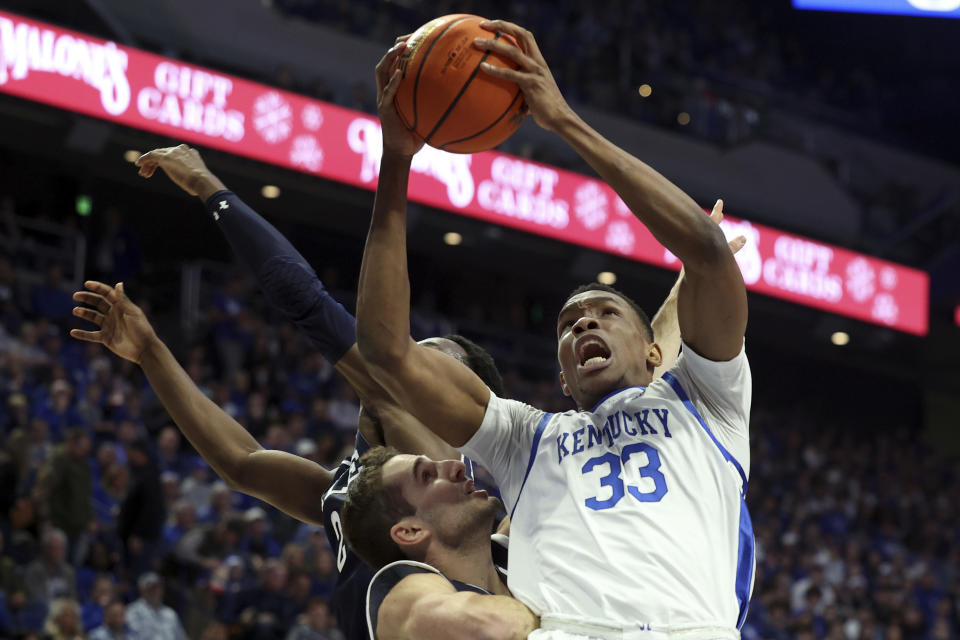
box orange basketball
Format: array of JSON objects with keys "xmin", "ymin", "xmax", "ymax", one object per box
[{"xmin": 394, "ymin": 14, "xmax": 526, "ymax": 154}]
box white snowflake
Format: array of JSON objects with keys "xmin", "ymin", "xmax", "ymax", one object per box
[
  {"xmin": 574, "ymin": 181, "xmax": 609, "ymax": 230},
  {"xmin": 605, "ymin": 221, "xmax": 635, "ymax": 255},
  {"xmin": 720, "ymin": 219, "xmax": 762, "ymax": 285},
  {"xmin": 614, "ymin": 195, "xmax": 632, "ymax": 217},
  {"xmin": 880, "ymin": 266, "xmax": 898, "ymax": 290},
  {"xmin": 871, "ymin": 293, "xmax": 899, "ymax": 325},
  {"xmin": 290, "ymin": 135, "xmax": 325, "ymax": 173},
  {"xmin": 253, "ymin": 91, "xmax": 293, "ymax": 144},
  {"xmin": 845, "ymin": 258, "xmax": 876, "ymax": 303},
  {"xmin": 301, "ymin": 104, "xmax": 324, "ymax": 131}
]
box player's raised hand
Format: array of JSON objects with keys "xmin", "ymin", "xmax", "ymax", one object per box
[
  {"xmin": 376, "ymin": 36, "xmax": 425, "ymax": 158},
  {"xmin": 709, "ymin": 199, "xmax": 747, "ymax": 255},
  {"xmin": 474, "ymin": 20, "xmax": 573, "ymax": 132},
  {"xmin": 70, "ymin": 281, "xmax": 158, "ymax": 365},
  {"xmin": 135, "ymin": 144, "xmax": 226, "ymax": 201}
]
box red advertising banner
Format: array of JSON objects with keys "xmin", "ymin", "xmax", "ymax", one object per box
[{"xmin": 0, "ymin": 10, "xmax": 929, "ymax": 335}]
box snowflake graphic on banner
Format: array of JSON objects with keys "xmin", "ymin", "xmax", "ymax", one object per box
[
  {"xmin": 845, "ymin": 258, "xmax": 876, "ymax": 303},
  {"xmin": 253, "ymin": 91, "xmax": 293, "ymax": 144},
  {"xmin": 614, "ymin": 195, "xmax": 632, "ymax": 217},
  {"xmin": 301, "ymin": 104, "xmax": 324, "ymax": 131},
  {"xmin": 880, "ymin": 267, "xmax": 898, "ymax": 290},
  {"xmin": 605, "ymin": 221, "xmax": 635, "ymax": 255},
  {"xmin": 871, "ymin": 293, "xmax": 899, "ymax": 325},
  {"xmin": 290, "ymin": 135, "xmax": 324, "ymax": 172},
  {"xmin": 574, "ymin": 181, "xmax": 608, "ymax": 230}
]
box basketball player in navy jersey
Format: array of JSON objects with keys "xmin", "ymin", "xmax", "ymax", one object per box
[
  {"xmin": 357, "ymin": 31, "xmax": 753, "ymax": 639},
  {"xmin": 76, "ymin": 145, "xmax": 715, "ymax": 639}
]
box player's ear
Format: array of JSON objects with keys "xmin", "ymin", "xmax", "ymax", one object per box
[
  {"xmin": 559, "ymin": 371, "xmax": 571, "ymax": 397},
  {"xmin": 647, "ymin": 343, "xmax": 663, "ymax": 369},
  {"xmin": 390, "ymin": 518, "xmax": 429, "ymax": 550}
]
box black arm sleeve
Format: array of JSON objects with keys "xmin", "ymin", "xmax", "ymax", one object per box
[{"xmin": 205, "ymin": 190, "xmax": 355, "ymax": 363}]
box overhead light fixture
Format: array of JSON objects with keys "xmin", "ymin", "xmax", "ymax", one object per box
[
  {"xmin": 830, "ymin": 331, "xmax": 850, "ymax": 346},
  {"xmin": 597, "ymin": 271, "xmax": 617, "ymax": 285},
  {"xmin": 123, "ymin": 150, "xmax": 141, "ymax": 163},
  {"xmin": 677, "ymin": 112, "xmax": 691, "ymax": 126},
  {"xmin": 261, "ymin": 185, "xmax": 281, "ymax": 199},
  {"xmin": 443, "ymin": 232, "xmax": 462, "ymax": 246},
  {"xmin": 75, "ymin": 195, "xmax": 92, "ymax": 216},
  {"xmin": 638, "ymin": 84, "xmax": 652, "ymax": 98}
]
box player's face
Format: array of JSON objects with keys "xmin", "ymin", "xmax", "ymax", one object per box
[
  {"xmin": 382, "ymin": 454, "xmax": 489, "ymax": 511},
  {"xmin": 556, "ymin": 291, "xmax": 659, "ymax": 408},
  {"xmin": 381, "ymin": 454, "xmax": 494, "ymax": 538}
]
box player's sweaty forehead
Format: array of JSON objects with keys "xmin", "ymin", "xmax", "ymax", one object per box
[
  {"xmin": 418, "ymin": 337, "xmax": 468, "ymax": 363},
  {"xmin": 381, "ymin": 453, "xmax": 418, "ymax": 491},
  {"xmin": 557, "ymin": 292, "xmax": 628, "ymax": 327}
]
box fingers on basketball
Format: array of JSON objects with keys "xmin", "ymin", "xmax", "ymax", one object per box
[
  {"xmin": 395, "ymin": 15, "xmax": 527, "ymax": 153},
  {"xmin": 480, "ymin": 20, "xmax": 541, "ymax": 59}
]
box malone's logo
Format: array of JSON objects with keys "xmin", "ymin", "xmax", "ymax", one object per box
[{"xmin": 0, "ymin": 16, "xmax": 131, "ymax": 115}]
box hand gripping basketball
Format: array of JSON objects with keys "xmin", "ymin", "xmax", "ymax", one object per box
[
  {"xmin": 474, "ymin": 20, "xmax": 574, "ymax": 133},
  {"xmin": 376, "ymin": 37, "xmax": 426, "ymax": 158},
  {"xmin": 390, "ymin": 15, "xmax": 528, "ymax": 153}
]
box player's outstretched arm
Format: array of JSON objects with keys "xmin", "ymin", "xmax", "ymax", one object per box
[
  {"xmin": 651, "ymin": 202, "xmax": 747, "ymax": 376},
  {"xmin": 377, "ymin": 573, "xmax": 537, "ymax": 640},
  {"xmin": 355, "ymin": 43, "xmax": 490, "ymax": 447},
  {"xmin": 135, "ymin": 144, "xmax": 461, "ymax": 461},
  {"xmin": 135, "ymin": 145, "xmax": 373, "ymax": 398},
  {"xmin": 477, "ymin": 22, "xmax": 746, "ymax": 361},
  {"xmin": 70, "ymin": 281, "xmax": 333, "ymax": 525}
]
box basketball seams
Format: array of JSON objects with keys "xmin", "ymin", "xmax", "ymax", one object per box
[
  {"xmin": 423, "ymin": 31, "xmax": 504, "ymax": 145},
  {"xmin": 409, "ymin": 16, "xmax": 472, "ymax": 132},
  {"xmin": 439, "ymin": 88, "xmax": 524, "ymax": 151}
]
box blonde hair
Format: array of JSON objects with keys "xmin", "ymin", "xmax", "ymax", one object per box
[{"xmin": 44, "ymin": 598, "xmax": 82, "ymax": 640}]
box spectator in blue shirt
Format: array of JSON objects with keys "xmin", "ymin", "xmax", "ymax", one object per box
[{"xmin": 89, "ymin": 600, "xmax": 134, "ymax": 640}]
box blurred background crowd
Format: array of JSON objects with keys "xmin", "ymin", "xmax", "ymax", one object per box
[
  {"xmin": 0, "ymin": 197, "xmax": 956, "ymax": 640},
  {"xmin": 0, "ymin": 0, "xmax": 958, "ymax": 639}
]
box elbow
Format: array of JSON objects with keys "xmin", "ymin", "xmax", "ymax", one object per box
[
  {"xmin": 685, "ymin": 221, "xmax": 731, "ymax": 273},
  {"xmin": 218, "ymin": 452, "xmax": 259, "ymax": 494}
]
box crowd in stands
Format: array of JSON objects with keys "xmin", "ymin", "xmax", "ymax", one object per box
[
  {"xmin": 1, "ymin": 218, "xmax": 958, "ymax": 639},
  {"xmin": 271, "ymin": 0, "xmax": 889, "ymax": 146}
]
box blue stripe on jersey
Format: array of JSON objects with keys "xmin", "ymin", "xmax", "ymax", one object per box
[
  {"xmin": 589, "ymin": 385, "xmax": 646, "ymax": 413},
  {"xmin": 661, "ymin": 370, "xmax": 757, "ymax": 627},
  {"xmin": 660, "ymin": 371, "xmax": 747, "ymax": 492},
  {"xmin": 510, "ymin": 412, "xmax": 553, "ymax": 520},
  {"xmin": 736, "ymin": 500, "xmax": 757, "ymax": 629}
]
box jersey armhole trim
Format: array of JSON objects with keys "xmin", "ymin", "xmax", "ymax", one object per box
[
  {"xmin": 366, "ymin": 560, "xmax": 443, "ymax": 640},
  {"xmin": 509, "ymin": 412, "xmax": 553, "ymax": 520},
  {"xmin": 660, "ymin": 371, "xmax": 748, "ymax": 493}
]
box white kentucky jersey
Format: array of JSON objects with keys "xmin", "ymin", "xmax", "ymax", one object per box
[{"xmin": 459, "ymin": 342, "xmax": 755, "ymax": 636}]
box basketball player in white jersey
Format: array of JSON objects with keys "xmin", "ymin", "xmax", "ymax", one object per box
[{"xmin": 356, "ymin": 27, "xmax": 753, "ymax": 640}]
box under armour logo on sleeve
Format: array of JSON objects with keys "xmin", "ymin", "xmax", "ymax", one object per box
[{"xmin": 213, "ymin": 199, "xmax": 229, "ymax": 221}]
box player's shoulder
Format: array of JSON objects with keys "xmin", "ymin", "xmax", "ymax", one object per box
[{"xmin": 368, "ymin": 561, "xmax": 452, "ymax": 640}]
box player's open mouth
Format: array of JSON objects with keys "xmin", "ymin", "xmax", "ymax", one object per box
[
  {"xmin": 464, "ymin": 479, "xmax": 487, "ymax": 498},
  {"xmin": 575, "ymin": 336, "xmax": 612, "ymax": 374}
]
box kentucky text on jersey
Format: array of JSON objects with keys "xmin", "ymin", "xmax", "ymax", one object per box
[
  {"xmin": 460, "ymin": 343, "xmax": 755, "ymax": 637},
  {"xmin": 556, "ymin": 402, "xmax": 672, "ymax": 464}
]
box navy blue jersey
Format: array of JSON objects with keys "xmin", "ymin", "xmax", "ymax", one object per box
[
  {"xmin": 321, "ymin": 433, "xmax": 504, "ymax": 640},
  {"xmin": 365, "ymin": 536, "xmax": 510, "ymax": 640},
  {"xmin": 321, "ymin": 431, "xmax": 374, "ymax": 640}
]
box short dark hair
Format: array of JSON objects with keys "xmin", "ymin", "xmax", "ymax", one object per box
[
  {"xmin": 564, "ymin": 283, "xmax": 654, "ymax": 342},
  {"xmin": 342, "ymin": 446, "xmax": 415, "ymax": 570},
  {"xmin": 443, "ymin": 334, "xmax": 504, "ymax": 397}
]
